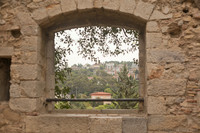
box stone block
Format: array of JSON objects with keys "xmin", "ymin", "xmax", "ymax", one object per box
[
  {"xmin": 103, "ymin": 0, "xmax": 120, "ymax": 10},
  {"xmin": 89, "ymin": 117, "xmax": 122, "ymax": 133},
  {"xmin": 147, "ymin": 96, "xmax": 167, "ymax": 114},
  {"xmin": 94, "ymin": 0, "xmax": 103, "ymax": 8},
  {"xmin": 122, "ymin": 117, "xmax": 147, "ymax": 133},
  {"xmin": 148, "ymin": 115, "xmax": 186, "ymax": 130},
  {"xmin": 10, "ymin": 84, "xmax": 21, "ymax": 98},
  {"xmin": 25, "ymin": 114, "xmax": 89, "ymax": 133},
  {"xmin": 0, "ymin": 47, "xmax": 13, "ymax": 57},
  {"xmin": 3, "ymin": 108, "xmax": 20, "ymax": 122},
  {"xmin": 21, "ymin": 24, "xmax": 41, "ymax": 36},
  {"xmin": 21, "ymin": 52, "xmax": 37, "ymax": 64},
  {"xmin": 60, "ymin": 0, "xmax": 77, "ymax": 14},
  {"xmin": 77, "ymin": 0, "xmax": 93, "ymax": 10},
  {"xmin": 17, "ymin": 36, "xmax": 39, "ymax": 52},
  {"xmin": 146, "ymin": 21, "xmax": 159, "ymax": 32},
  {"xmin": 9, "ymin": 98, "xmax": 39, "ymax": 112},
  {"xmin": 146, "ymin": 33, "xmax": 162, "ymax": 49},
  {"xmin": 147, "ymin": 79, "xmax": 186, "ymax": 96},
  {"xmin": 31, "ymin": 7, "xmax": 49, "ymax": 24},
  {"xmin": 150, "ymin": 10, "xmax": 172, "ymax": 20},
  {"xmin": 47, "ymin": 4, "xmax": 62, "ymax": 20},
  {"xmin": 147, "ymin": 50, "xmax": 185, "ymax": 63},
  {"xmin": 17, "ymin": 12, "xmax": 37, "ymax": 26},
  {"xmin": 134, "ymin": 1, "xmax": 155, "ymax": 20},
  {"xmin": 20, "ymin": 81, "xmax": 45, "ymax": 98},
  {"xmin": 119, "ymin": 0, "xmax": 136, "ymax": 14},
  {"xmin": 11, "ymin": 64, "xmax": 41, "ymax": 80}
]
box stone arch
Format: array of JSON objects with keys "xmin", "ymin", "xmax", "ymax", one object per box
[{"xmin": 11, "ymin": 0, "xmax": 160, "ymax": 113}]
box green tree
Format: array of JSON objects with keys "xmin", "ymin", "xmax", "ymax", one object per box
[
  {"xmin": 54, "ymin": 26, "xmax": 139, "ymax": 109},
  {"xmin": 112, "ymin": 64, "xmax": 139, "ymax": 109}
]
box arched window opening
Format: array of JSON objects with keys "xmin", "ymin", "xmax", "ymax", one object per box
[{"xmin": 53, "ymin": 26, "xmax": 140, "ymax": 109}]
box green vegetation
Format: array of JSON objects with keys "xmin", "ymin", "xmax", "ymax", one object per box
[{"xmin": 54, "ymin": 26, "xmax": 139, "ymax": 109}]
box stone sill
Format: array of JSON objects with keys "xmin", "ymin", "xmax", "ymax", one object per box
[{"xmin": 50, "ymin": 109, "xmax": 145, "ymax": 116}]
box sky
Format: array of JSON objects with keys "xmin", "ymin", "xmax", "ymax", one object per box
[{"xmin": 54, "ymin": 28, "xmax": 139, "ymax": 67}]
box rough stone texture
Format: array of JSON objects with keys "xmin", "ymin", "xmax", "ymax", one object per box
[
  {"xmin": 0, "ymin": 0, "xmax": 200, "ymax": 133},
  {"xmin": 11, "ymin": 64, "xmax": 41, "ymax": 80},
  {"xmin": 147, "ymin": 50, "xmax": 185, "ymax": 63},
  {"xmin": 146, "ymin": 33, "xmax": 162, "ymax": 49},
  {"xmin": 26, "ymin": 115, "xmax": 89, "ymax": 133},
  {"xmin": 9, "ymin": 98, "xmax": 40, "ymax": 112},
  {"xmin": 134, "ymin": 1, "xmax": 155, "ymax": 20},
  {"xmin": 31, "ymin": 7, "xmax": 49, "ymax": 24},
  {"xmin": 89, "ymin": 117, "xmax": 122, "ymax": 133},
  {"xmin": 147, "ymin": 79, "xmax": 186, "ymax": 96},
  {"xmin": 119, "ymin": 0, "xmax": 136, "ymax": 14},
  {"xmin": 146, "ymin": 21, "xmax": 159, "ymax": 32},
  {"xmin": 147, "ymin": 96, "xmax": 167, "ymax": 115},
  {"xmin": 0, "ymin": 47, "xmax": 14, "ymax": 57},
  {"xmin": 60, "ymin": 0, "xmax": 77, "ymax": 14},
  {"xmin": 77, "ymin": 0, "xmax": 93, "ymax": 10},
  {"xmin": 103, "ymin": 0, "xmax": 120, "ymax": 10},
  {"xmin": 148, "ymin": 115, "xmax": 187, "ymax": 131},
  {"xmin": 150, "ymin": 10, "xmax": 172, "ymax": 20},
  {"xmin": 122, "ymin": 117, "xmax": 147, "ymax": 133},
  {"xmin": 20, "ymin": 81, "xmax": 45, "ymax": 98}
]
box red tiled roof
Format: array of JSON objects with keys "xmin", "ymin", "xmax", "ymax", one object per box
[{"xmin": 90, "ymin": 92, "xmax": 111, "ymax": 96}]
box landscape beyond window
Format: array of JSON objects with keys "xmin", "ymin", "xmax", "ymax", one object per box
[{"xmin": 54, "ymin": 26, "xmax": 139, "ymax": 109}]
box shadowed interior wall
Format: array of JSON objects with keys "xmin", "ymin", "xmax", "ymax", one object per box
[{"xmin": 0, "ymin": 58, "xmax": 11, "ymax": 101}]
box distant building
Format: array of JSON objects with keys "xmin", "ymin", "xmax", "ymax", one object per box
[
  {"xmin": 88, "ymin": 76, "xmax": 94, "ymax": 80},
  {"xmin": 90, "ymin": 92, "xmax": 112, "ymax": 105}
]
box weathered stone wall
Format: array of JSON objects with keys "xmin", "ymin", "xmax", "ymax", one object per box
[{"xmin": 0, "ymin": 0, "xmax": 200, "ymax": 133}]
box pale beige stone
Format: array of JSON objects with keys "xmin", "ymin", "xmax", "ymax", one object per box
[
  {"xmin": 134, "ymin": 1, "xmax": 155, "ymax": 20},
  {"xmin": 147, "ymin": 96, "xmax": 167, "ymax": 114},
  {"xmin": 20, "ymin": 81, "xmax": 45, "ymax": 98},
  {"xmin": 10, "ymin": 84, "xmax": 21, "ymax": 98},
  {"xmin": 9, "ymin": 98, "xmax": 39, "ymax": 112},
  {"xmin": 119, "ymin": 0, "xmax": 136, "ymax": 14},
  {"xmin": 162, "ymin": 6, "xmax": 170, "ymax": 14},
  {"xmin": 16, "ymin": 12, "xmax": 37, "ymax": 26},
  {"xmin": 77, "ymin": 0, "xmax": 93, "ymax": 9},
  {"xmin": 26, "ymin": 115, "xmax": 89, "ymax": 133},
  {"xmin": 31, "ymin": 8, "xmax": 49, "ymax": 24},
  {"xmin": 61, "ymin": 0, "xmax": 77, "ymax": 14},
  {"xmin": 103, "ymin": 0, "xmax": 120, "ymax": 10},
  {"xmin": 11, "ymin": 64, "xmax": 41, "ymax": 80},
  {"xmin": 47, "ymin": 4, "xmax": 62, "ymax": 20},
  {"xmin": 20, "ymin": 25, "xmax": 41, "ymax": 36},
  {"xmin": 146, "ymin": 33, "xmax": 162, "ymax": 49},
  {"xmin": 147, "ymin": 49, "xmax": 185, "ymax": 63},
  {"xmin": 0, "ymin": 47, "xmax": 14, "ymax": 57},
  {"xmin": 150, "ymin": 10, "xmax": 172, "ymax": 20},
  {"xmin": 90, "ymin": 117, "xmax": 122, "ymax": 133},
  {"xmin": 148, "ymin": 115, "xmax": 186, "ymax": 130},
  {"xmin": 21, "ymin": 52, "xmax": 37, "ymax": 64},
  {"xmin": 146, "ymin": 21, "xmax": 159, "ymax": 32},
  {"xmin": 122, "ymin": 117, "xmax": 147, "ymax": 133},
  {"xmin": 94, "ymin": 0, "xmax": 103, "ymax": 8},
  {"xmin": 147, "ymin": 79, "xmax": 186, "ymax": 96},
  {"xmin": 3, "ymin": 108, "xmax": 20, "ymax": 121}
]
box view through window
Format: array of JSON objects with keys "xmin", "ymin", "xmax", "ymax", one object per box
[{"xmin": 54, "ymin": 26, "xmax": 139, "ymax": 109}]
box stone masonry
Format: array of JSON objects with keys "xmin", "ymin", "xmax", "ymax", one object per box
[{"xmin": 0, "ymin": 0, "xmax": 200, "ymax": 133}]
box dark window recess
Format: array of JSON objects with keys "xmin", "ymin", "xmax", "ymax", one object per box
[{"xmin": 0, "ymin": 58, "xmax": 11, "ymax": 101}]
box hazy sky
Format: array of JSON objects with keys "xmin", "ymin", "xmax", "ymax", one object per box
[{"xmin": 55, "ymin": 28, "xmax": 139, "ymax": 67}]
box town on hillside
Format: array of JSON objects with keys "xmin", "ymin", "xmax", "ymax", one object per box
[{"xmin": 71, "ymin": 61, "xmax": 139, "ymax": 81}]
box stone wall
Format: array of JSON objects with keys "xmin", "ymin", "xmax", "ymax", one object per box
[{"xmin": 0, "ymin": 0, "xmax": 200, "ymax": 133}]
